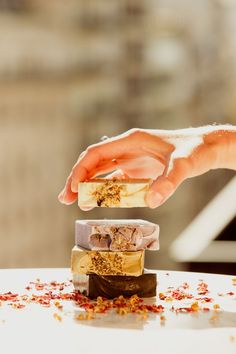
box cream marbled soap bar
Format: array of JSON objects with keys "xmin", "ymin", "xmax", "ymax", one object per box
[
  {"xmin": 78, "ymin": 179, "xmax": 151, "ymax": 208},
  {"xmin": 71, "ymin": 246, "xmax": 144, "ymax": 276}
]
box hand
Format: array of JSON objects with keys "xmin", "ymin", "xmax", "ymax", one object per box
[{"xmin": 58, "ymin": 126, "xmax": 236, "ymax": 208}]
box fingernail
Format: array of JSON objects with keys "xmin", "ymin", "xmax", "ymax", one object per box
[
  {"xmin": 58, "ymin": 190, "xmax": 64, "ymax": 200},
  {"xmin": 146, "ymin": 191, "xmax": 163, "ymax": 209},
  {"xmin": 71, "ymin": 179, "xmax": 78, "ymax": 193},
  {"xmin": 58, "ymin": 190, "xmax": 66, "ymax": 203}
]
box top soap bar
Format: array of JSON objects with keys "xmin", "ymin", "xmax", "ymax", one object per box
[{"xmin": 78, "ymin": 178, "xmax": 151, "ymax": 208}]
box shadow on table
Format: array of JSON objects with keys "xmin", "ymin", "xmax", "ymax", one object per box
[{"xmin": 73, "ymin": 309, "xmax": 236, "ymax": 330}]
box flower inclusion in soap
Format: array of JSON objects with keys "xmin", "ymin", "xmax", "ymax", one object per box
[
  {"xmin": 78, "ymin": 179, "xmax": 152, "ymax": 208},
  {"xmin": 71, "ymin": 246, "xmax": 144, "ymax": 276}
]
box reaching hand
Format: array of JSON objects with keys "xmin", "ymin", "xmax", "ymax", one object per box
[{"xmin": 58, "ymin": 126, "xmax": 236, "ymax": 209}]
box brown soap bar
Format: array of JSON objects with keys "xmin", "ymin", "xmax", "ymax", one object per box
[{"xmin": 88, "ymin": 273, "xmax": 157, "ymax": 299}]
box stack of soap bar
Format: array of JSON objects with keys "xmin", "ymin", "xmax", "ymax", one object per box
[
  {"xmin": 71, "ymin": 219, "xmax": 159, "ymax": 298},
  {"xmin": 75, "ymin": 219, "xmax": 159, "ymax": 251},
  {"xmin": 78, "ymin": 178, "xmax": 152, "ymax": 208},
  {"xmin": 73, "ymin": 273, "xmax": 157, "ymax": 299}
]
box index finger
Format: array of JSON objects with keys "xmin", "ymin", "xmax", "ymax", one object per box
[
  {"xmin": 58, "ymin": 132, "xmax": 136, "ymax": 203},
  {"xmin": 71, "ymin": 129, "xmax": 171, "ymax": 188},
  {"xmin": 70, "ymin": 131, "xmax": 140, "ymax": 190}
]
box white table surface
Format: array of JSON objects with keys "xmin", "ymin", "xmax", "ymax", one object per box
[{"xmin": 0, "ymin": 268, "xmax": 235, "ymax": 354}]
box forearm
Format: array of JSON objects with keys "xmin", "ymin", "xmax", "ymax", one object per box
[{"xmin": 149, "ymin": 124, "xmax": 236, "ymax": 173}]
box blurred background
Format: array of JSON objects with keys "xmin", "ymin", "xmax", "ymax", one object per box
[{"xmin": 0, "ymin": 0, "xmax": 235, "ymax": 274}]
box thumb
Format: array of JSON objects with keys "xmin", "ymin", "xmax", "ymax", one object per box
[{"xmin": 146, "ymin": 157, "xmax": 191, "ymax": 208}]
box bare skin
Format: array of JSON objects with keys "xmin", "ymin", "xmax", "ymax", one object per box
[{"xmin": 58, "ymin": 125, "xmax": 236, "ymax": 209}]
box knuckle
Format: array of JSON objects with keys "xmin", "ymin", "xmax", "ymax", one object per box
[
  {"xmin": 169, "ymin": 158, "xmax": 192, "ymax": 184},
  {"xmin": 128, "ymin": 128, "xmax": 144, "ymax": 138},
  {"xmin": 153, "ymin": 176, "xmax": 174, "ymax": 192},
  {"xmin": 71, "ymin": 165, "xmax": 78, "ymax": 176},
  {"xmin": 86, "ymin": 144, "xmax": 101, "ymax": 161},
  {"xmin": 86, "ymin": 144, "xmax": 98, "ymax": 154},
  {"xmin": 174, "ymin": 157, "xmax": 191, "ymax": 172},
  {"xmin": 128, "ymin": 128, "xmax": 140, "ymax": 135},
  {"xmin": 78, "ymin": 150, "xmax": 86, "ymax": 159},
  {"xmin": 162, "ymin": 178, "xmax": 175, "ymax": 191}
]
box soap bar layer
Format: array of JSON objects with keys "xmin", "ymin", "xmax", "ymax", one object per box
[
  {"xmin": 72, "ymin": 274, "xmax": 89, "ymax": 294},
  {"xmin": 78, "ymin": 179, "xmax": 151, "ymax": 208},
  {"xmin": 72, "ymin": 273, "xmax": 157, "ymax": 298},
  {"xmin": 75, "ymin": 219, "xmax": 159, "ymax": 251},
  {"xmin": 71, "ymin": 246, "xmax": 144, "ymax": 276}
]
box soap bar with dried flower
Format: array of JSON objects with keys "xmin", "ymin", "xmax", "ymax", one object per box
[
  {"xmin": 78, "ymin": 179, "xmax": 151, "ymax": 208},
  {"xmin": 75, "ymin": 219, "xmax": 159, "ymax": 251},
  {"xmin": 71, "ymin": 246, "xmax": 144, "ymax": 276}
]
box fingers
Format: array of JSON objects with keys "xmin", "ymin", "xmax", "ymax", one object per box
[
  {"xmin": 70, "ymin": 130, "xmax": 172, "ymax": 192},
  {"xmin": 87, "ymin": 159, "xmax": 119, "ymax": 179},
  {"xmin": 59, "ymin": 129, "xmax": 173, "ymax": 205},
  {"xmin": 146, "ymin": 157, "xmax": 192, "ymax": 208},
  {"xmin": 58, "ymin": 174, "xmax": 78, "ymax": 205},
  {"xmin": 70, "ymin": 133, "xmax": 137, "ymax": 191},
  {"xmin": 105, "ymin": 169, "xmax": 129, "ymax": 179},
  {"xmin": 113, "ymin": 156, "xmax": 165, "ymax": 179},
  {"xmin": 88, "ymin": 156, "xmax": 165, "ymax": 180}
]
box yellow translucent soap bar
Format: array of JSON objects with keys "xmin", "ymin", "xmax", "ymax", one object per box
[
  {"xmin": 71, "ymin": 246, "xmax": 145, "ymax": 276},
  {"xmin": 78, "ymin": 178, "xmax": 151, "ymax": 208}
]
